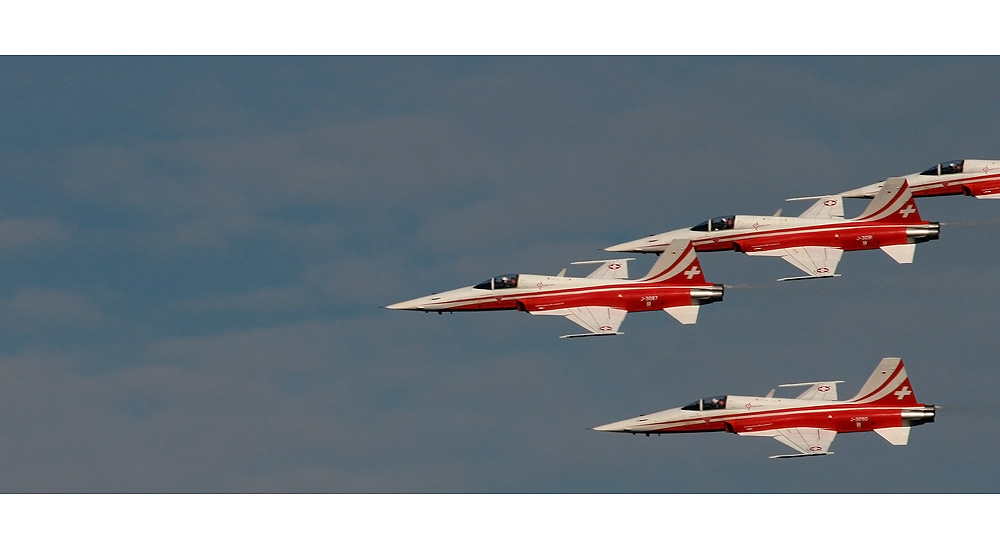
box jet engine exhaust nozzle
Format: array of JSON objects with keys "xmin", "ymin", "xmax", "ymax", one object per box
[
  {"xmin": 690, "ymin": 284, "xmax": 724, "ymax": 305},
  {"xmin": 906, "ymin": 223, "xmax": 940, "ymax": 243},
  {"xmin": 901, "ymin": 405, "xmax": 936, "ymax": 426}
]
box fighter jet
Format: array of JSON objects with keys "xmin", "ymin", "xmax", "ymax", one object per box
[
  {"xmin": 386, "ymin": 240, "xmax": 723, "ymax": 338},
  {"xmin": 834, "ymin": 159, "xmax": 1000, "ymax": 199},
  {"xmin": 605, "ymin": 178, "xmax": 939, "ymax": 281},
  {"xmin": 594, "ymin": 357, "xmax": 935, "ymax": 458}
]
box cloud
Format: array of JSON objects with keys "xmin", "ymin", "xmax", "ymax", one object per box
[
  {"xmin": 0, "ymin": 218, "xmax": 74, "ymax": 253},
  {"xmin": 1, "ymin": 57, "xmax": 999, "ymax": 495},
  {"xmin": 0, "ymin": 288, "xmax": 105, "ymax": 334}
]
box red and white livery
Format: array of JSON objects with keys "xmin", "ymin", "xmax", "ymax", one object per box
[
  {"xmin": 836, "ymin": 159, "xmax": 1000, "ymax": 199},
  {"xmin": 606, "ymin": 178, "xmax": 939, "ymax": 280},
  {"xmin": 594, "ymin": 357, "xmax": 935, "ymax": 458},
  {"xmin": 386, "ymin": 240, "xmax": 723, "ymax": 338}
]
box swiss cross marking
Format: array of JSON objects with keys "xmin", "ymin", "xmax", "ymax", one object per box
[
  {"xmin": 608, "ymin": 263, "xmax": 622, "ymax": 270},
  {"xmin": 809, "ymin": 446, "xmax": 823, "ymax": 452},
  {"xmin": 816, "ymin": 267, "xmax": 830, "ymax": 274},
  {"xmin": 599, "ymin": 325, "xmax": 613, "ymax": 332},
  {"xmin": 817, "ymin": 385, "xmax": 831, "ymax": 392},
  {"xmin": 823, "ymin": 199, "xmax": 838, "ymax": 207},
  {"xmin": 894, "ymin": 386, "xmax": 912, "ymax": 400},
  {"xmin": 899, "ymin": 204, "xmax": 916, "ymax": 218},
  {"xmin": 684, "ymin": 266, "xmax": 701, "ymax": 279}
]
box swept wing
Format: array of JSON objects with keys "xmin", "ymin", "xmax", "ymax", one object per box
[
  {"xmin": 746, "ymin": 246, "xmax": 843, "ymax": 281},
  {"xmin": 530, "ymin": 306, "xmax": 627, "ymax": 338},
  {"xmin": 740, "ymin": 427, "xmax": 837, "ymax": 458}
]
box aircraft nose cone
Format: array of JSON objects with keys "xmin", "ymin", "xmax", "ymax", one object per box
[
  {"xmin": 385, "ymin": 298, "xmax": 427, "ymax": 310},
  {"xmin": 592, "ymin": 419, "xmax": 642, "ymax": 432},
  {"xmin": 603, "ymin": 242, "xmax": 635, "ymax": 253},
  {"xmin": 605, "ymin": 237, "xmax": 670, "ymax": 253}
]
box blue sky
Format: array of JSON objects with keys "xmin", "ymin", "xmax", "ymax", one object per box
[{"xmin": 0, "ymin": 57, "xmax": 998, "ymax": 497}]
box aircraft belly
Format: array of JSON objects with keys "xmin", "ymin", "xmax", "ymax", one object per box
[
  {"xmin": 520, "ymin": 287, "xmax": 695, "ymax": 313},
  {"xmin": 836, "ymin": 227, "xmax": 907, "ymax": 251},
  {"xmin": 916, "ymin": 173, "xmax": 1000, "ymax": 197},
  {"xmin": 692, "ymin": 240, "xmax": 734, "ymax": 252},
  {"xmin": 737, "ymin": 231, "xmax": 841, "ymax": 252},
  {"xmin": 652, "ymin": 421, "xmax": 726, "ymax": 434},
  {"xmin": 831, "ymin": 410, "xmax": 903, "ymax": 433},
  {"xmin": 520, "ymin": 290, "xmax": 622, "ymax": 311},
  {"xmin": 619, "ymin": 287, "xmax": 696, "ymax": 312},
  {"xmin": 733, "ymin": 410, "xmax": 838, "ymax": 433},
  {"xmin": 971, "ymin": 181, "xmax": 1000, "ymax": 197},
  {"xmin": 733, "ymin": 407, "xmax": 908, "ymax": 435},
  {"xmin": 911, "ymin": 186, "xmax": 960, "ymax": 197},
  {"xmin": 447, "ymin": 297, "xmax": 520, "ymax": 311}
]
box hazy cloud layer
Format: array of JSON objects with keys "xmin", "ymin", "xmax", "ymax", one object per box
[{"xmin": 0, "ymin": 57, "xmax": 998, "ymax": 493}]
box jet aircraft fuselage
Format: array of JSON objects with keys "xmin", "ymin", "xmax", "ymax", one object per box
[
  {"xmin": 841, "ymin": 159, "xmax": 1000, "ymax": 199},
  {"xmin": 386, "ymin": 271, "xmax": 719, "ymax": 314},
  {"xmin": 387, "ymin": 240, "xmax": 723, "ymax": 337},
  {"xmin": 606, "ymin": 179, "xmax": 938, "ymax": 280},
  {"xmin": 595, "ymin": 357, "xmax": 935, "ymax": 458}
]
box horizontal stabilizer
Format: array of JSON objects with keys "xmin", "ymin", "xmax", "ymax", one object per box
[
  {"xmin": 881, "ymin": 243, "xmax": 915, "ymax": 264},
  {"xmin": 874, "ymin": 426, "xmax": 911, "ymax": 446},
  {"xmin": 665, "ymin": 305, "xmax": 699, "ymax": 325}
]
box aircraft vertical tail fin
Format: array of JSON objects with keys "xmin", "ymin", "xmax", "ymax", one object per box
[
  {"xmin": 855, "ymin": 178, "xmax": 924, "ymax": 223},
  {"xmin": 640, "ymin": 240, "xmax": 707, "ymax": 284},
  {"xmin": 848, "ymin": 357, "xmax": 919, "ymax": 406}
]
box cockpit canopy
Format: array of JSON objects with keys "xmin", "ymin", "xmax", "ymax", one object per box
[
  {"xmin": 473, "ymin": 274, "xmax": 519, "ymax": 290},
  {"xmin": 681, "ymin": 395, "xmax": 728, "ymax": 411},
  {"xmin": 691, "ymin": 216, "xmax": 735, "ymax": 232},
  {"xmin": 920, "ymin": 159, "xmax": 964, "ymax": 176}
]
